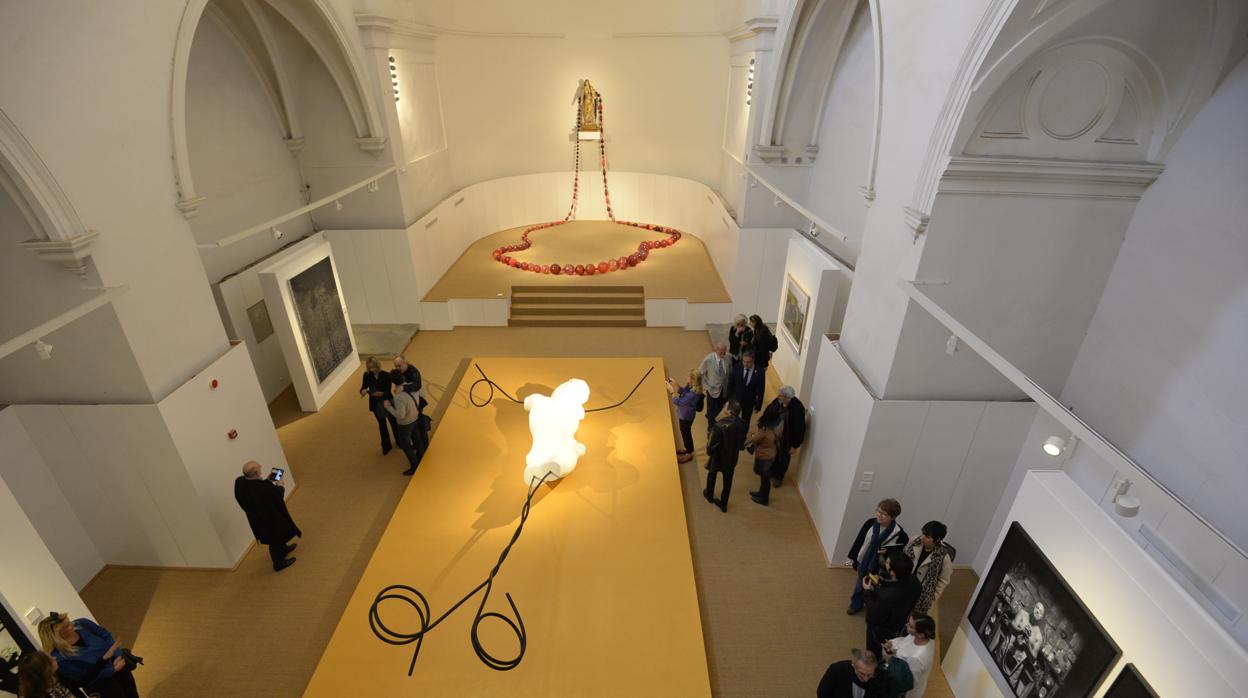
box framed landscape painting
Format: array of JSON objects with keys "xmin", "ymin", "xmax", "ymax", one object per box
[
  {"xmin": 780, "ymin": 275, "xmax": 809, "ymax": 354},
  {"xmin": 968, "ymin": 522, "xmax": 1120, "ymax": 697}
]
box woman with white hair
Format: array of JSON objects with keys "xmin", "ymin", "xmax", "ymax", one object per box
[
  {"xmin": 727, "ymin": 314, "xmax": 753, "ymax": 361},
  {"xmin": 760, "ymin": 385, "xmax": 806, "ymax": 488}
]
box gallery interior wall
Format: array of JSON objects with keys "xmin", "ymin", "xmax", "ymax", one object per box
[
  {"xmin": 1060, "ymin": 55, "xmax": 1248, "ymax": 554},
  {"xmin": 770, "ymin": 236, "xmax": 841, "ymax": 398},
  {"xmin": 432, "ymin": 0, "xmax": 730, "ymax": 189},
  {"xmin": 944, "ymin": 471, "xmax": 1248, "ymax": 697}
]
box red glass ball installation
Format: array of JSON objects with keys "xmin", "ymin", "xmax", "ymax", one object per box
[
  {"xmin": 598, "ymin": 262, "xmax": 609, "ymax": 273},
  {"xmin": 541, "ymin": 264, "xmax": 551, "ymax": 274},
  {"xmin": 608, "ymin": 259, "xmax": 619, "ymax": 271},
  {"xmin": 585, "ymin": 265, "xmax": 596, "ymax": 275},
  {"xmin": 551, "ymin": 264, "xmax": 562, "ymax": 275},
  {"xmin": 574, "ymin": 264, "xmax": 585, "ymax": 275}
]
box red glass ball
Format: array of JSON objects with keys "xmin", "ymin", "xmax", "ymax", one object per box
[
  {"xmin": 574, "ymin": 264, "xmax": 585, "ymax": 275},
  {"xmin": 541, "ymin": 265, "xmax": 551, "ymax": 274},
  {"xmin": 585, "ymin": 265, "xmax": 597, "ymax": 275},
  {"xmin": 508, "ymin": 258, "xmax": 518, "ymax": 267},
  {"xmin": 598, "ymin": 262, "xmax": 609, "ymax": 273},
  {"xmin": 608, "ymin": 259, "xmax": 619, "ymax": 271},
  {"xmin": 551, "ymin": 264, "xmax": 562, "ymax": 275},
  {"xmin": 520, "ymin": 262, "xmax": 530, "ymax": 271}
]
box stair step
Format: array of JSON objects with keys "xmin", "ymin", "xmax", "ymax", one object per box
[
  {"xmin": 511, "ymin": 285, "xmax": 645, "ymax": 295},
  {"xmin": 509, "ymin": 317, "xmax": 647, "ymax": 327},
  {"xmin": 509, "ymin": 295, "xmax": 644, "ymax": 305},
  {"xmin": 510, "ymin": 306, "xmax": 644, "ymax": 317}
]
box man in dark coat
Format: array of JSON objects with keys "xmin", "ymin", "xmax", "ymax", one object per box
[
  {"xmin": 725, "ymin": 351, "xmax": 765, "ymax": 440},
  {"xmin": 393, "ymin": 354, "xmax": 429, "ymax": 451},
  {"xmin": 817, "ymin": 648, "xmax": 912, "ymax": 698},
  {"xmin": 864, "ymin": 549, "xmax": 922, "ymax": 657},
  {"xmin": 763, "ymin": 385, "xmax": 806, "ymax": 487},
  {"xmin": 234, "ymin": 460, "xmax": 301, "ymax": 571},
  {"xmin": 703, "ymin": 399, "xmax": 747, "ymax": 512}
]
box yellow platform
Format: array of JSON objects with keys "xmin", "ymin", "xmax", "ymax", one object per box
[{"xmin": 303, "ymin": 357, "xmax": 710, "ymax": 697}]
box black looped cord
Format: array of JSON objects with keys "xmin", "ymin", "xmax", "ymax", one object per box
[{"xmin": 370, "ymin": 363, "xmax": 653, "ymax": 676}]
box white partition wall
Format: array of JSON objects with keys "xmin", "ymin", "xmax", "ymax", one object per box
[
  {"xmin": 944, "ymin": 471, "xmax": 1248, "ymax": 697},
  {"xmin": 258, "ymin": 236, "xmax": 359, "ymax": 412},
  {"xmin": 771, "ymin": 237, "xmax": 842, "ymax": 399}
]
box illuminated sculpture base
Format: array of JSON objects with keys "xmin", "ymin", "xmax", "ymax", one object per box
[{"xmin": 523, "ymin": 378, "xmax": 590, "ymax": 485}]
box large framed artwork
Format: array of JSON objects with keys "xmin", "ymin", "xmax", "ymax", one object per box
[
  {"xmin": 1103, "ymin": 664, "xmax": 1158, "ymax": 698},
  {"xmin": 288, "ymin": 257, "xmax": 353, "ymax": 385},
  {"xmin": 968, "ymin": 522, "xmax": 1120, "ymax": 698},
  {"xmin": 0, "ymin": 602, "xmax": 34, "ymax": 697},
  {"xmin": 780, "ymin": 275, "xmax": 809, "ymax": 354}
]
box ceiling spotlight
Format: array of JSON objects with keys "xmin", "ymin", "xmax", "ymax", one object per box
[
  {"xmin": 1042, "ymin": 435, "xmax": 1066, "ymax": 457},
  {"xmin": 367, "ymin": 180, "xmax": 380, "ymax": 193},
  {"xmin": 271, "ymin": 227, "xmax": 284, "ymax": 240},
  {"xmin": 945, "ymin": 335, "xmax": 959, "ymax": 355},
  {"xmin": 334, "ymin": 199, "xmax": 343, "ymax": 211},
  {"xmin": 388, "ymin": 56, "xmax": 395, "ymax": 63},
  {"xmin": 34, "ymin": 339, "xmax": 53, "ymax": 361}
]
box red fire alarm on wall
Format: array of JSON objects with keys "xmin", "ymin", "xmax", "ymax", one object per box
[
  {"xmin": 210, "ymin": 379, "xmax": 219, "ymax": 389},
  {"xmin": 227, "ymin": 429, "xmax": 238, "ymax": 440}
]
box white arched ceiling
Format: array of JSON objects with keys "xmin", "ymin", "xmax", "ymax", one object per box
[
  {"xmin": 756, "ymin": 0, "xmax": 883, "ymax": 196},
  {"xmin": 0, "ymin": 107, "xmax": 98, "ymax": 276},
  {"xmin": 171, "ymin": 0, "xmax": 386, "ymax": 219},
  {"xmin": 904, "ymin": 0, "xmax": 1246, "ymax": 233}
]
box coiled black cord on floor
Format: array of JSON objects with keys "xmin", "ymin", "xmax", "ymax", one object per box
[{"xmin": 370, "ymin": 362, "xmax": 654, "ymax": 676}]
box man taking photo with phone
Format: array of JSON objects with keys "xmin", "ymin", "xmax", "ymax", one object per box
[{"xmin": 234, "ymin": 460, "xmax": 302, "ymax": 571}]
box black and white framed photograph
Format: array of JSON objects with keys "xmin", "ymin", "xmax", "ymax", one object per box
[
  {"xmin": 288, "ymin": 257, "xmax": 353, "ymax": 385},
  {"xmin": 1103, "ymin": 664, "xmax": 1159, "ymax": 698},
  {"xmin": 0, "ymin": 602, "xmax": 34, "ymax": 697},
  {"xmin": 968, "ymin": 522, "xmax": 1120, "ymax": 698},
  {"xmin": 780, "ymin": 275, "xmax": 809, "ymax": 354}
]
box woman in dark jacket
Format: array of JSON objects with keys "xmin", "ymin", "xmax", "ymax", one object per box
[
  {"xmin": 746, "ymin": 315, "xmax": 778, "ymax": 394},
  {"xmin": 728, "ymin": 314, "xmax": 753, "ymax": 360},
  {"xmin": 359, "ymin": 356, "xmax": 397, "ymax": 454},
  {"xmin": 746, "ymin": 403, "xmax": 784, "ymax": 505}
]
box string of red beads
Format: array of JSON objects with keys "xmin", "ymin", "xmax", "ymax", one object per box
[{"xmin": 489, "ymin": 85, "xmax": 684, "ymax": 275}]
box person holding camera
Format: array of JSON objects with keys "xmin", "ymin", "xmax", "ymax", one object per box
[
  {"xmin": 845, "ymin": 498, "xmax": 908, "ymax": 615},
  {"xmin": 384, "ymin": 369, "xmax": 424, "ymax": 475},
  {"xmin": 234, "ymin": 460, "xmax": 301, "ymax": 571},
  {"xmin": 36, "ymin": 613, "xmax": 140, "ymax": 698},
  {"xmin": 665, "ymin": 369, "xmax": 704, "ymax": 462},
  {"xmin": 863, "ymin": 549, "xmax": 921, "ymax": 658}
]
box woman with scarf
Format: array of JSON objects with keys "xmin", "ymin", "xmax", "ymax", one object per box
[
  {"xmin": 903, "ymin": 521, "xmax": 953, "ymax": 617},
  {"xmin": 844, "ymin": 498, "xmax": 908, "ymax": 615}
]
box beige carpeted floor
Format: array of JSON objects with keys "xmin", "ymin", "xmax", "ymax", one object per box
[
  {"xmin": 423, "ymin": 220, "xmax": 732, "ymax": 302},
  {"xmin": 80, "ymin": 327, "xmax": 974, "ymax": 697}
]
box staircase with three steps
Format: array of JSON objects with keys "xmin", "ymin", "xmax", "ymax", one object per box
[{"xmin": 508, "ymin": 285, "xmax": 646, "ymax": 327}]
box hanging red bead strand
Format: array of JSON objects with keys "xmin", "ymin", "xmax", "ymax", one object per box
[{"xmin": 490, "ymin": 83, "xmax": 683, "ymax": 276}]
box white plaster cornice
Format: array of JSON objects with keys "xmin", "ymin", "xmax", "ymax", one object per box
[
  {"xmin": 18, "ymin": 230, "xmax": 100, "ymax": 278},
  {"xmin": 725, "ymin": 16, "xmax": 779, "ymax": 43},
  {"xmin": 903, "ymin": 206, "xmax": 930, "ymax": 236},
  {"xmin": 938, "ymin": 156, "xmax": 1164, "ymax": 200},
  {"xmin": 353, "ymin": 14, "xmax": 440, "ymax": 42},
  {"xmin": 355, "ymin": 136, "xmax": 388, "ymax": 155}
]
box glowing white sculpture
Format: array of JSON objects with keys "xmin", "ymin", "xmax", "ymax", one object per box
[{"xmin": 523, "ymin": 378, "xmax": 590, "ymax": 484}]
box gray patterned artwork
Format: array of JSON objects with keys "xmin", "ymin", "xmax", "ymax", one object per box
[
  {"xmin": 288, "ymin": 257, "xmax": 352, "ymax": 384},
  {"xmin": 247, "ymin": 299, "xmax": 274, "ymax": 342}
]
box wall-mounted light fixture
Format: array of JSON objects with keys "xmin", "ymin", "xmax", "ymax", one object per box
[
  {"xmin": 34, "ymin": 339, "xmax": 53, "ymax": 361},
  {"xmin": 1042, "ymin": 435, "xmax": 1066, "ymax": 457},
  {"xmin": 1110, "ymin": 477, "xmax": 1141, "ymax": 517},
  {"xmin": 271, "ymin": 227, "xmax": 284, "ymax": 241},
  {"xmin": 389, "ymin": 55, "xmax": 399, "ymax": 102}
]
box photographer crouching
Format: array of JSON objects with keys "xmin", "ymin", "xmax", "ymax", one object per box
[{"xmin": 36, "ymin": 612, "xmax": 141, "ymax": 698}]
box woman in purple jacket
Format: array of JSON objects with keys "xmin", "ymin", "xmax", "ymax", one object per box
[{"xmin": 666, "ymin": 369, "xmax": 704, "ymax": 462}]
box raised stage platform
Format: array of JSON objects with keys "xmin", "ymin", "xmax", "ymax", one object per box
[
  {"xmin": 303, "ymin": 357, "xmax": 711, "ymax": 696},
  {"xmin": 424, "ymin": 220, "xmax": 731, "ymax": 303}
]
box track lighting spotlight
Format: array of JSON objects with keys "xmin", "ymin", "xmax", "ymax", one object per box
[{"xmin": 34, "ymin": 339, "xmax": 53, "ymax": 361}]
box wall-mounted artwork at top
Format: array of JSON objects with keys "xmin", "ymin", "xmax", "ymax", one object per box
[
  {"xmin": 288, "ymin": 257, "xmax": 353, "ymax": 385},
  {"xmin": 780, "ymin": 275, "xmax": 809, "ymax": 354},
  {"xmin": 969, "ymin": 522, "xmax": 1120, "ymax": 697}
]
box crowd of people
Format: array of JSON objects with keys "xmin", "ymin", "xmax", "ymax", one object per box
[
  {"xmin": 14, "ymin": 613, "xmax": 140, "ymax": 698},
  {"xmin": 360, "ymin": 353, "xmax": 430, "ymax": 476},
  {"xmin": 818, "ymin": 498, "xmax": 957, "ymax": 697}
]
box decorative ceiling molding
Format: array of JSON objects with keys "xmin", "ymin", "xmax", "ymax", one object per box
[
  {"xmin": 353, "ymin": 14, "xmax": 440, "ymax": 43},
  {"xmin": 937, "ymin": 155, "xmax": 1163, "ymax": 200},
  {"xmin": 724, "ymin": 16, "xmax": 780, "ymax": 43},
  {"xmin": 18, "ymin": 231, "xmax": 101, "ymax": 278},
  {"xmin": 612, "ymin": 31, "xmax": 725, "ymax": 39}
]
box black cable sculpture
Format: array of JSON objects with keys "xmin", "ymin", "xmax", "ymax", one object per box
[{"xmin": 368, "ymin": 362, "xmax": 654, "ymax": 677}]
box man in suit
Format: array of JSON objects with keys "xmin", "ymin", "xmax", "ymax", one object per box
[
  {"xmin": 864, "ymin": 549, "xmax": 922, "ymax": 657},
  {"xmin": 697, "ymin": 342, "xmax": 732, "ymax": 435},
  {"xmin": 725, "ymin": 350, "xmax": 765, "ymax": 440},
  {"xmin": 817, "ymin": 649, "xmax": 892, "ymax": 698},
  {"xmin": 762, "ymin": 385, "xmax": 806, "ymax": 487},
  {"xmin": 703, "ymin": 399, "xmax": 747, "ymax": 512},
  {"xmin": 234, "ymin": 460, "xmax": 301, "ymax": 571}
]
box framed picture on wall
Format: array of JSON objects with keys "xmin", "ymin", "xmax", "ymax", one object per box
[
  {"xmin": 968, "ymin": 522, "xmax": 1121, "ymax": 698},
  {"xmin": 0, "ymin": 601, "xmax": 34, "ymax": 697},
  {"xmin": 780, "ymin": 275, "xmax": 809, "ymax": 355},
  {"xmin": 1103, "ymin": 664, "xmax": 1159, "ymax": 698},
  {"xmin": 288, "ymin": 257, "xmax": 353, "ymax": 385}
]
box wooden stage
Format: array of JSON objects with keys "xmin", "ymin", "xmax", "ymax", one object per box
[
  {"xmin": 303, "ymin": 357, "xmax": 711, "ymax": 696},
  {"xmin": 423, "ymin": 220, "xmax": 731, "ymax": 303}
]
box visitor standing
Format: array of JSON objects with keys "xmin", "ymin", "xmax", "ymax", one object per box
[
  {"xmin": 703, "ymin": 399, "xmax": 747, "ymax": 512},
  {"xmin": 882, "ymin": 614, "xmax": 937, "ymax": 698},
  {"xmin": 37, "ymin": 613, "xmax": 140, "ymax": 698},
  {"xmin": 746, "ymin": 402, "xmax": 783, "ymax": 506},
  {"xmin": 666, "ymin": 369, "xmax": 704, "ymax": 462},
  {"xmin": 845, "ymin": 498, "xmax": 908, "ymax": 615},
  {"xmin": 727, "ymin": 314, "xmax": 753, "ymax": 361},
  {"xmin": 746, "ymin": 315, "xmax": 778, "ymax": 393},
  {"xmin": 863, "ymin": 549, "xmax": 921, "ymax": 658},
  {"xmin": 762, "ymin": 385, "xmax": 806, "ymax": 488},
  {"xmin": 903, "ymin": 521, "xmax": 953, "ymax": 616},
  {"xmin": 234, "ymin": 460, "xmax": 301, "ymax": 571},
  {"xmin": 392, "ymin": 354, "xmax": 429, "ymax": 452},
  {"xmin": 698, "ymin": 342, "xmax": 732, "ymax": 434},
  {"xmin": 359, "ymin": 356, "xmax": 397, "ymax": 454},
  {"xmin": 725, "ymin": 350, "xmax": 765, "ymax": 435},
  {"xmin": 817, "ymin": 648, "xmax": 913, "ymax": 698},
  {"xmin": 384, "ymin": 370, "xmax": 424, "ymax": 476},
  {"xmin": 16, "ymin": 650, "xmax": 95, "ymax": 698}
]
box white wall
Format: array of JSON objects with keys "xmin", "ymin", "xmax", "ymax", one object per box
[
  {"xmin": 0, "ymin": 473, "xmax": 92, "ymax": 645},
  {"xmin": 0, "ymin": 408, "xmax": 104, "ymax": 590},
  {"xmin": 1060, "ymin": 56, "xmax": 1248, "ymax": 554},
  {"xmin": 214, "ymin": 265, "xmax": 292, "ymax": 403},
  {"xmin": 731, "ymin": 227, "xmax": 795, "ymax": 322},
  {"xmin": 324, "ymin": 229, "xmax": 423, "ymax": 326},
  {"xmin": 434, "ymin": 0, "xmax": 729, "ymax": 188},
  {"xmin": 804, "ymin": 1, "xmax": 873, "ymax": 239},
  {"xmin": 945, "ymin": 471, "xmax": 1248, "ymax": 697},
  {"xmin": 771, "ymin": 236, "xmax": 842, "ymax": 399},
  {"xmin": 186, "ymin": 13, "xmax": 314, "ymax": 283}
]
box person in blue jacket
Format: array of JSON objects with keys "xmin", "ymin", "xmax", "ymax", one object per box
[{"xmin": 37, "ymin": 612, "xmax": 139, "ymax": 697}]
